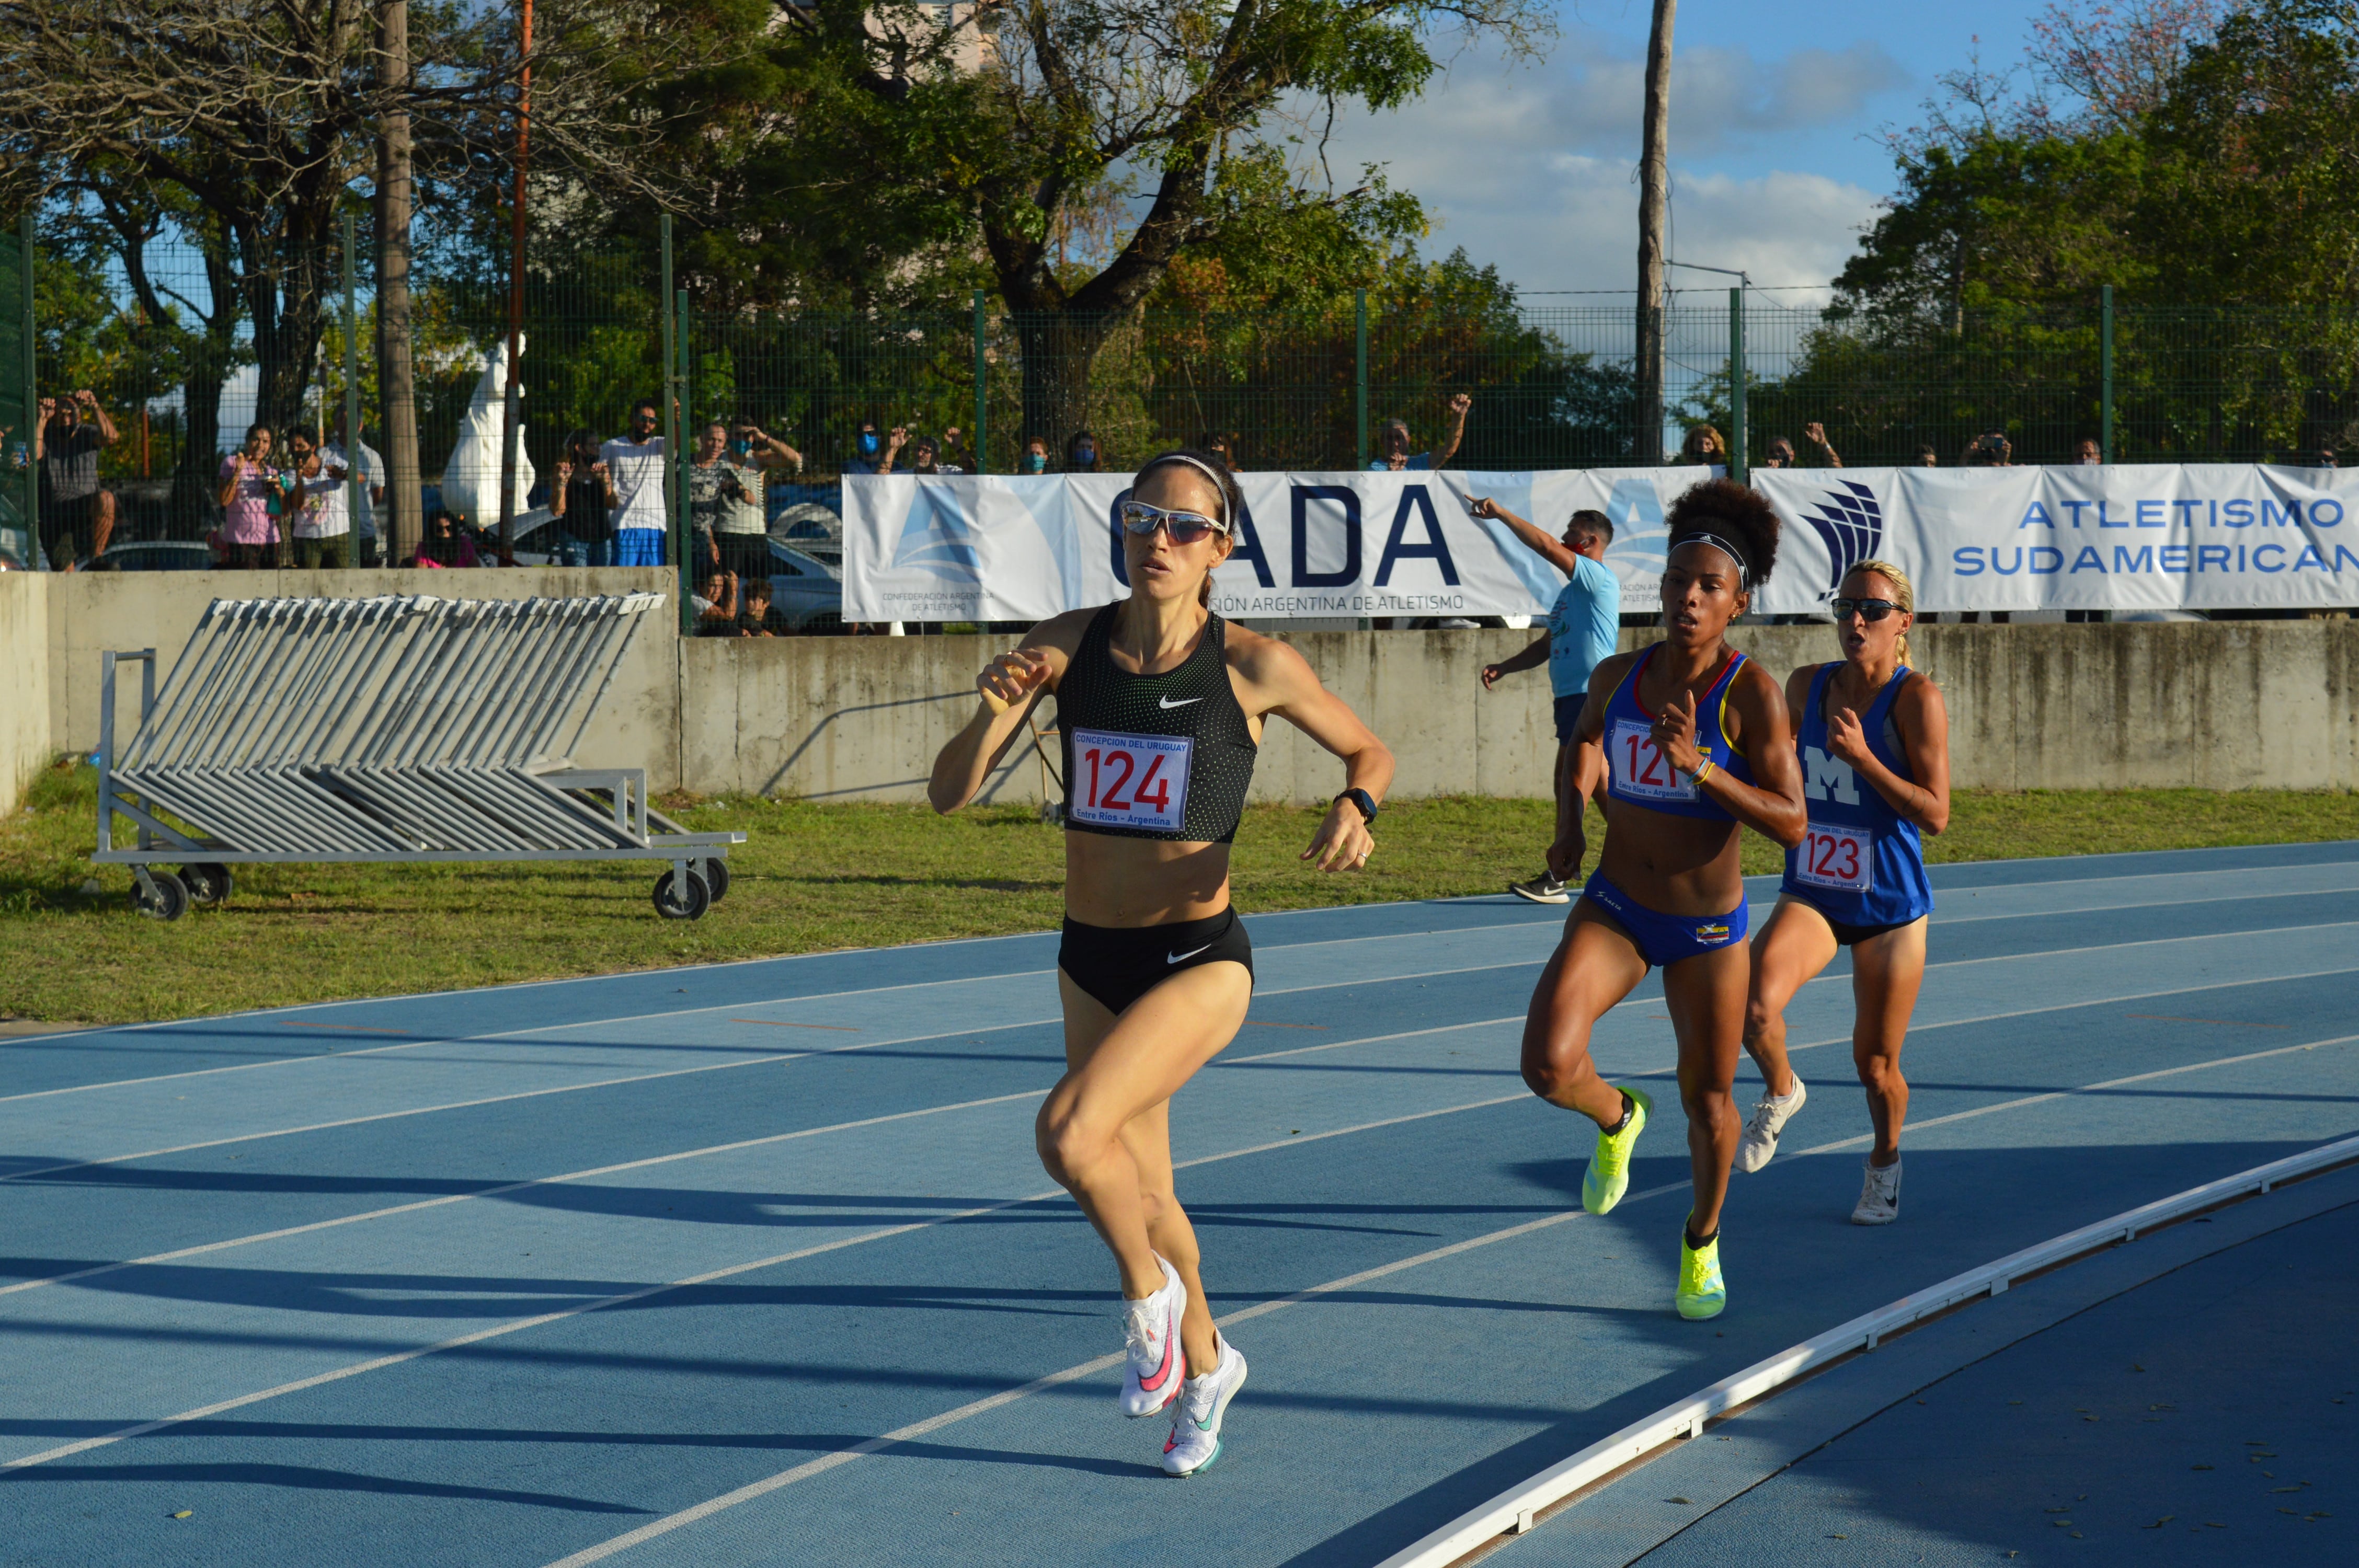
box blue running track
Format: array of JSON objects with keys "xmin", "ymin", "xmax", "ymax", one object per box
[{"xmin": 4, "ymin": 843, "xmax": 2357, "ymax": 1566}]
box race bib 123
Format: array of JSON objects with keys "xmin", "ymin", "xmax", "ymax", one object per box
[{"xmin": 1795, "ymin": 822, "xmax": 1873, "ymax": 892}]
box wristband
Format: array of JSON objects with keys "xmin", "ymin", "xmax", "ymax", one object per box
[{"xmin": 1689, "ymin": 757, "xmax": 1717, "ymax": 788}]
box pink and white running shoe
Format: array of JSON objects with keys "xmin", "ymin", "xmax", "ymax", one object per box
[{"xmin": 1118, "ymin": 1257, "xmax": 1187, "ymax": 1417}]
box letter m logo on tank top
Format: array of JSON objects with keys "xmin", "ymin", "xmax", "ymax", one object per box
[{"xmin": 1803, "ymin": 746, "xmax": 1860, "ymax": 805}]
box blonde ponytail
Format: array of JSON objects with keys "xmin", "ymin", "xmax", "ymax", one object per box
[{"xmin": 1848, "ymin": 558, "xmax": 1916, "ymax": 666}]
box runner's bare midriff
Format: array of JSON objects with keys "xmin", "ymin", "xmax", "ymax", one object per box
[
  {"xmin": 1596, "ymin": 796, "xmax": 1747, "ymax": 916},
  {"xmin": 1064, "ymin": 832, "xmax": 1234, "ymax": 927}
]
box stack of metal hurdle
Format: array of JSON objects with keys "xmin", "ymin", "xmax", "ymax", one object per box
[{"xmin": 94, "ymin": 593, "xmax": 741, "ymax": 920}]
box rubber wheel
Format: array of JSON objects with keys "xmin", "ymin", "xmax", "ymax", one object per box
[
  {"xmin": 652, "ymin": 868, "xmax": 711, "ymax": 921},
  {"xmin": 700, "ymin": 857, "xmax": 731, "ymax": 904},
  {"xmin": 180, "ymin": 863, "xmax": 234, "ymax": 906},
  {"xmin": 132, "ymin": 870, "xmax": 189, "ymax": 922}
]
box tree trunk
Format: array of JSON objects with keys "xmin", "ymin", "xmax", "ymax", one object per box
[
  {"xmin": 1634, "ymin": 0, "xmax": 1677, "ymax": 465},
  {"xmin": 1014, "ymin": 310, "xmax": 1118, "ymax": 465},
  {"xmin": 377, "ymin": 0, "xmax": 423, "ymax": 565}
]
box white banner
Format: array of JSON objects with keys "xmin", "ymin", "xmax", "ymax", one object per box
[
  {"xmin": 1753, "ymin": 466, "xmax": 2359, "ymax": 613},
  {"xmin": 842, "ymin": 469, "xmax": 1712, "ymax": 622}
]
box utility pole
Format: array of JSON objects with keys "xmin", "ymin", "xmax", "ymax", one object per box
[
  {"xmin": 1634, "ymin": 0, "xmax": 1677, "ymax": 466},
  {"xmin": 497, "ymin": 0, "xmax": 533, "ymax": 564},
  {"xmin": 377, "ymin": 0, "xmax": 423, "ymax": 566}
]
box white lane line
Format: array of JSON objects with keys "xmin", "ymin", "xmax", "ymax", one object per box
[
  {"xmin": 1929, "ymin": 878, "xmax": 2359, "ymax": 927},
  {"xmin": 533, "ymin": 1025, "xmax": 2359, "ymax": 1566},
  {"xmin": 1790, "ymin": 1031, "xmax": 2359, "ymax": 1156},
  {"xmin": 0, "ymin": 1091, "xmax": 1533, "ymax": 1474}
]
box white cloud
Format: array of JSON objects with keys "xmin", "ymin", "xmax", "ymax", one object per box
[{"xmin": 1301, "ymin": 28, "xmax": 1898, "ymax": 297}]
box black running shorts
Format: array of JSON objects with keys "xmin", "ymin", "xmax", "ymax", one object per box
[{"xmin": 1058, "ymin": 906, "xmax": 1254, "ymax": 1016}]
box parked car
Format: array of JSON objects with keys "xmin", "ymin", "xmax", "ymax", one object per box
[
  {"xmin": 75, "ymin": 540, "xmax": 219, "ymax": 572},
  {"xmin": 766, "ymin": 538, "xmax": 842, "ymax": 631}
]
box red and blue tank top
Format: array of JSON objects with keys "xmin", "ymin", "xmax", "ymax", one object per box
[{"xmin": 1602, "ymin": 644, "xmax": 1756, "ymax": 822}]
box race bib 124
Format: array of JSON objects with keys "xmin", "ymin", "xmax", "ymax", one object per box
[
  {"xmin": 1069, "ymin": 729, "xmax": 1193, "ymax": 833},
  {"xmin": 1795, "ymin": 822, "xmax": 1873, "ymax": 892}
]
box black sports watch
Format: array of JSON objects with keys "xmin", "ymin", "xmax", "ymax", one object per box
[{"xmin": 1334, "ymin": 787, "xmax": 1379, "ymax": 825}]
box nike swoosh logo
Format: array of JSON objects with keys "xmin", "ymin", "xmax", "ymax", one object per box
[
  {"xmin": 1138, "ymin": 1308, "xmax": 1178, "ymax": 1393},
  {"xmin": 1166, "ymin": 944, "xmax": 1212, "ymax": 965},
  {"xmin": 1158, "ymin": 695, "xmax": 1203, "ymax": 709}
]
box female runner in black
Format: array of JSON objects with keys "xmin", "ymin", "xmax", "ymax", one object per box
[
  {"xmin": 1520, "ymin": 481, "xmax": 1807, "ymax": 1319},
  {"xmin": 929, "ymin": 451, "xmax": 1393, "ymax": 1476}
]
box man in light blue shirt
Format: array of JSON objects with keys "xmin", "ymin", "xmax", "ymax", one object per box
[{"xmin": 1474, "ymin": 500, "xmax": 1620, "ymax": 903}]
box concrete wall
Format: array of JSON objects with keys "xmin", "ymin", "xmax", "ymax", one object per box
[
  {"xmin": 47, "ymin": 569, "xmax": 681, "ymax": 787},
  {"xmin": 680, "ymin": 619, "xmax": 2359, "ymax": 802},
  {"xmin": 0, "ymin": 574, "xmax": 51, "ymax": 813},
  {"xmin": 27, "ymin": 572, "xmax": 2359, "ymax": 805}
]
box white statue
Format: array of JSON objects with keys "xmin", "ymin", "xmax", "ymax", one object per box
[{"xmin": 439, "ymin": 334, "xmax": 537, "ymax": 525}]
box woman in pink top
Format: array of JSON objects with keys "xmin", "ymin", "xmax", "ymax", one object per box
[{"xmin": 216, "ymin": 424, "xmax": 283, "ymax": 569}]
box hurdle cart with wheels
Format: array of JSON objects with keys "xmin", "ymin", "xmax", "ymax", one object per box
[{"xmin": 91, "ymin": 593, "xmax": 741, "ymax": 920}]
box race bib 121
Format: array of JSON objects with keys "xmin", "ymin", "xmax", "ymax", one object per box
[
  {"xmin": 1069, "ymin": 729, "xmax": 1193, "ymax": 833},
  {"xmin": 1795, "ymin": 822, "xmax": 1873, "ymax": 892},
  {"xmin": 1610, "ymin": 719, "xmax": 1698, "ymax": 803}
]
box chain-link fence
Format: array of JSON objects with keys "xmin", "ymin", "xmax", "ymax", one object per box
[{"xmin": 15, "ymin": 214, "xmax": 2359, "ymax": 567}]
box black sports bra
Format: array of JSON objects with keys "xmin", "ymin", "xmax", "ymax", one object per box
[{"xmin": 1053, "ymin": 605, "xmax": 1258, "ymax": 844}]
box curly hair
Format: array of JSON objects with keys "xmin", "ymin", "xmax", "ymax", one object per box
[{"xmin": 1664, "ymin": 478, "xmax": 1782, "ymax": 589}]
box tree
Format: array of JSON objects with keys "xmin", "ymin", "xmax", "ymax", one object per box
[
  {"xmin": 1634, "ymin": 0, "xmax": 1676, "ymax": 464},
  {"xmin": 0, "ymin": 0, "xmax": 728, "ymax": 530},
  {"xmin": 762, "ymin": 0, "xmax": 1551, "ymax": 444}
]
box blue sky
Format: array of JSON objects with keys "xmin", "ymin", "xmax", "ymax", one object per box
[{"xmin": 1323, "ymin": 0, "xmax": 2059, "ymax": 298}]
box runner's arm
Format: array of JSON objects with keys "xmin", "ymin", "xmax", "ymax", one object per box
[
  {"xmin": 1696, "ymin": 663, "xmax": 1808, "ymax": 849},
  {"xmin": 928, "ymin": 613, "xmax": 1085, "ymax": 813},
  {"xmin": 1236, "ymin": 633, "xmax": 1394, "ymax": 870},
  {"xmin": 1483, "ymin": 634, "xmax": 1551, "ymax": 688},
  {"xmin": 1849, "ymin": 674, "xmax": 1950, "ymax": 833}
]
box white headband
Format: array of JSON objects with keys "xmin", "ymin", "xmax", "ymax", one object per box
[
  {"xmin": 1674, "ymin": 531, "xmax": 1749, "ymax": 589},
  {"xmin": 1137, "ymin": 454, "xmax": 1235, "ymax": 531}
]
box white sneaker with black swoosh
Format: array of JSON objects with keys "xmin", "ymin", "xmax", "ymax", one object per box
[
  {"xmin": 1119, "ymin": 1257, "xmax": 1187, "ymax": 1417},
  {"xmin": 1162, "ymin": 1335, "xmax": 1246, "ymax": 1477}
]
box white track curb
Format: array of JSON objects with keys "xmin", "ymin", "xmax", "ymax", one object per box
[{"xmin": 1375, "ymin": 1132, "xmax": 2359, "ymax": 1567}]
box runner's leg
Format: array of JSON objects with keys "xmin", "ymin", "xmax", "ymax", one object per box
[
  {"xmin": 1043, "ymin": 963, "xmax": 1251, "ymax": 1321},
  {"xmin": 1114, "ymin": 1097, "xmax": 1219, "ymax": 1378},
  {"xmin": 1743, "ymin": 897, "xmax": 1838, "ymax": 1098},
  {"xmin": 1520, "ymin": 911, "xmax": 1649, "ymax": 1125},
  {"xmin": 1663, "ymin": 941, "xmax": 1751, "ymax": 1239},
  {"xmin": 1848, "ymin": 917, "xmax": 1928, "ymax": 1166}
]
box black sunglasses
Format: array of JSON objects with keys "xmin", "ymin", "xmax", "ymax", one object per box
[{"xmin": 1830, "ymin": 596, "xmax": 1901, "ymax": 623}]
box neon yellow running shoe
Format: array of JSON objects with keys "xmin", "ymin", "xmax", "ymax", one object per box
[
  {"xmin": 1677, "ymin": 1221, "xmax": 1727, "ymax": 1320},
  {"xmin": 1581, "ymin": 1086, "xmax": 1652, "ymax": 1215}
]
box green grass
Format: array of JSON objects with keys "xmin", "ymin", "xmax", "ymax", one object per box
[{"xmin": 4, "ymin": 758, "xmax": 2354, "ymax": 1024}]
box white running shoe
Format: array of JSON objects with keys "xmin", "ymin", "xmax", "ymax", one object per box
[
  {"xmin": 1734, "ymin": 1076, "xmax": 1806, "ymax": 1174},
  {"xmin": 1162, "ymin": 1335, "xmax": 1248, "ymax": 1477},
  {"xmin": 1119, "ymin": 1258, "xmax": 1187, "ymax": 1417},
  {"xmin": 1852, "ymin": 1156, "xmax": 1902, "ymax": 1225}
]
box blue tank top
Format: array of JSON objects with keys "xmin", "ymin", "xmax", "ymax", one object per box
[
  {"xmin": 1781, "ymin": 663, "xmax": 1936, "ymax": 927},
  {"xmin": 1601, "ymin": 644, "xmax": 1756, "ymax": 823}
]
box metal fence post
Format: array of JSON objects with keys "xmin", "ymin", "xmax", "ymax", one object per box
[
  {"xmin": 342, "ymin": 212, "xmax": 362, "ymax": 551},
  {"xmin": 972, "ymin": 288, "xmax": 987, "ymax": 474},
  {"xmin": 1355, "ymin": 287, "xmax": 1369, "ymax": 468},
  {"xmin": 676, "ymin": 287, "xmax": 693, "ymax": 638},
  {"xmin": 1728, "ymin": 286, "xmax": 1747, "ymax": 481},
  {"xmin": 2100, "ymin": 284, "xmax": 2115, "ymax": 464},
  {"xmin": 660, "ymin": 215, "xmax": 686, "ymax": 632},
  {"xmin": 19, "ymin": 212, "xmax": 33, "ymax": 551}
]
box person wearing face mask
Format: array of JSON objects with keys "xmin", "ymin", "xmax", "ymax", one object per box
[
  {"xmin": 1019, "ymin": 436, "xmax": 1052, "ymax": 476},
  {"xmin": 1066, "ymin": 429, "xmax": 1104, "ymax": 474},
  {"xmin": 846, "ymin": 421, "xmax": 887, "ymax": 476}
]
